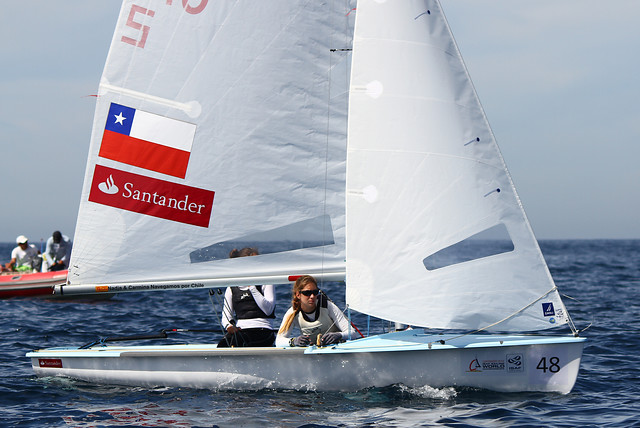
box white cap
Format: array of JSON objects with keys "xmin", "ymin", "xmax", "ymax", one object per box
[{"xmin": 16, "ymin": 235, "xmax": 28, "ymax": 244}]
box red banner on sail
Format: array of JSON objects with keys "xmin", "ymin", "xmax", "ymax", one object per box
[{"xmin": 88, "ymin": 165, "xmax": 214, "ymax": 227}]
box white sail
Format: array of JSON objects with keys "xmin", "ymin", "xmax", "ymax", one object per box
[
  {"xmin": 68, "ymin": 0, "xmax": 355, "ymax": 288},
  {"xmin": 345, "ymin": 0, "xmax": 568, "ymax": 332}
]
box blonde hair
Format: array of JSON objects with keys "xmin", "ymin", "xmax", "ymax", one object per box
[{"xmin": 278, "ymin": 275, "xmax": 317, "ymax": 335}]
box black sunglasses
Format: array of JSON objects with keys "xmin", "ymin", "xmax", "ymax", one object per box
[{"xmin": 300, "ymin": 289, "xmax": 320, "ymax": 296}]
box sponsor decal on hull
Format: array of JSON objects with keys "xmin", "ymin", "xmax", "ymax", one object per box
[
  {"xmin": 466, "ymin": 353, "xmax": 525, "ymax": 374},
  {"xmin": 38, "ymin": 358, "xmax": 63, "ymax": 368},
  {"xmin": 507, "ymin": 353, "xmax": 524, "ymax": 372}
]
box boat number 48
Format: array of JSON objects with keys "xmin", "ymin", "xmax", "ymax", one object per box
[{"xmin": 536, "ymin": 356, "xmax": 561, "ymax": 373}]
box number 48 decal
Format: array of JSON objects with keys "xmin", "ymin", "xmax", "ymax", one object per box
[{"xmin": 537, "ymin": 356, "xmax": 561, "ymax": 373}]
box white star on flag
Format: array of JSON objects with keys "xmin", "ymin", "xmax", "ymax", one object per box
[{"xmin": 114, "ymin": 112, "xmax": 126, "ymax": 125}]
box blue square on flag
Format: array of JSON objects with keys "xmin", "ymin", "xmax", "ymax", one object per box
[
  {"xmin": 105, "ymin": 103, "xmax": 135, "ymax": 135},
  {"xmin": 542, "ymin": 302, "xmax": 555, "ymax": 317}
]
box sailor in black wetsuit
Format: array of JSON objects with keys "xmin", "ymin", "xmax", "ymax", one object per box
[{"xmin": 217, "ymin": 248, "xmax": 276, "ymax": 347}]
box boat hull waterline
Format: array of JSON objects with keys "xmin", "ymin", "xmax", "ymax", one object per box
[{"xmin": 28, "ymin": 331, "xmax": 585, "ymax": 393}]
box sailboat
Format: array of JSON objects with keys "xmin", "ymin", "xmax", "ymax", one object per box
[{"xmin": 27, "ymin": 0, "xmax": 585, "ymax": 393}]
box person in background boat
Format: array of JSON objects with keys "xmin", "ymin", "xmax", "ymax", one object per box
[
  {"xmin": 41, "ymin": 230, "xmax": 72, "ymax": 272},
  {"xmin": 276, "ymin": 275, "xmax": 351, "ymax": 347},
  {"xmin": 217, "ymin": 247, "xmax": 276, "ymax": 347},
  {"xmin": 3, "ymin": 235, "xmax": 41, "ymax": 273}
]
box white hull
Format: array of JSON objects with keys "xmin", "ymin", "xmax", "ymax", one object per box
[{"xmin": 28, "ymin": 331, "xmax": 585, "ymax": 393}]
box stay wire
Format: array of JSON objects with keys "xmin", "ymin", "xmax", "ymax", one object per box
[
  {"xmin": 560, "ymin": 292, "xmax": 591, "ymax": 335},
  {"xmin": 320, "ymin": 291, "xmax": 364, "ymax": 339},
  {"xmin": 208, "ymin": 288, "xmax": 237, "ymax": 346}
]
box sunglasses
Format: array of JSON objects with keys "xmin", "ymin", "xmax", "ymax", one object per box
[{"xmin": 300, "ymin": 289, "xmax": 320, "ymax": 297}]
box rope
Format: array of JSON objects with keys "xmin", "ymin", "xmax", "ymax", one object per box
[
  {"xmin": 321, "ymin": 291, "xmax": 364, "ymax": 339},
  {"xmin": 208, "ymin": 288, "xmax": 236, "ymax": 346},
  {"xmin": 577, "ymin": 322, "xmax": 593, "ymax": 334}
]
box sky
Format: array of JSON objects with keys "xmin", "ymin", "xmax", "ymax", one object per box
[{"xmin": 0, "ymin": 0, "xmax": 638, "ymax": 243}]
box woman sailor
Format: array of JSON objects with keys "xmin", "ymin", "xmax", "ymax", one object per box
[
  {"xmin": 217, "ymin": 247, "xmax": 276, "ymax": 347},
  {"xmin": 276, "ymin": 275, "xmax": 351, "ymax": 347}
]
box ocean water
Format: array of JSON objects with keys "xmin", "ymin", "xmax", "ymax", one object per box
[{"xmin": 0, "ymin": 240, "xmax": 638, "ymax": 427}]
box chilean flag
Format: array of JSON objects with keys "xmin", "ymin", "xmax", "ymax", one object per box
[{"xmin": 98, "ymin": 103, "xmax": 196, "ymax": 179}]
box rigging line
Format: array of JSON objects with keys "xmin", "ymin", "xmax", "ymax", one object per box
[
  {"xmin": 320, "ymin": 2, "xmax": 351, "ymax": 286},
  {"xmin": 561, "ymin": 292, "xmax": 581, "ymax": 302},
  {"xmin": 321, "ymin": 291, "xmax": 364, "ymax": 338},
  {"xmin": 321, "ymin": 4, "xmax": 336, "ymax": 283},
  {"xmin": 207, "ymin": 288, "xmax": 228, "ymax": 338},
  {"xmin": 217, "ymin": 286, "xmax": 248, "ymax": 348},
  {"xmin": 319, "ymin": 0, "xmax": 352, "ymax": 284},
  {"xmin": 558, "ymin": 292, "xmax": 580, "ymax": 335},
  {"xmin": 438, "ymin": 286, "xmax": 572, "ymax": 343},
  {"xmin": 210, "ymin": 288, "xmax": 238, "ymax": 347},
  {"xmin": 577, "ymin": 322, "xmax": 593, "ymax": 334}
]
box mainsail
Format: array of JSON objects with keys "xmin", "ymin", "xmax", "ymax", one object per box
[
  {"xmin": 68, "ymin": 1, "xmax": 355, "ymax": 289},
  {"xmin": 345, "ymin": 0, "xmax": 569, "ymax": 332}
]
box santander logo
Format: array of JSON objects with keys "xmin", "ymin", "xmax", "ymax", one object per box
[
  {"xmin": 98, "ymin": 175, "xmax": 119, "ymax": 194},
  {"xmin": 89, "ymin": 165, "xmax": 215, "ymax": 228}
]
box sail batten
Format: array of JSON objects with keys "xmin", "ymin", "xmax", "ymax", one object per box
[{"xmin": 98, "ymin": 81, "xmax": 199, "ymax": 115}]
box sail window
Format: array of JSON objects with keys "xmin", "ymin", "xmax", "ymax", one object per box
[
  {"xmin": 422, "ymin": 224, "xmax": 514, "ymax": 270},
  {"xmin": 189, "ymin": 215, "xmax": 335, "ymax": 262}
]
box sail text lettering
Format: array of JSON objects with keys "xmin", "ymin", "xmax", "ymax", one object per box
[
  {"xmin": 121, "ymin": 5, "xmax": 155, "ymax": 48},
  {"xmin": 122, "ymin": 182, "xmax": 206, "ymax": 214},
  {"xmin": 89, "ymin": 165, "xmax": 214, "ymax": 228},
  {"xmin": 182, "ymin": 0, "xmax": 208, "ymax": 15}
]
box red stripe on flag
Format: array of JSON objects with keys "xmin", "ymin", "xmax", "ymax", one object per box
[{"xmin": 99, "ymin": 130, "xmax": 191, "ymax": 179}]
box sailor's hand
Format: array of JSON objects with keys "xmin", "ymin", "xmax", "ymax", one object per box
[
  {"xmin": 320, "ymin": 332, "xmax": 342, "ymax": 346},
  {"xmin": 226, "ymin": 325, "xmax": 240, "ymax": 334},
  {"xmin": 291, "ymin": 335, "xmax": 311, "ymax": 347}
]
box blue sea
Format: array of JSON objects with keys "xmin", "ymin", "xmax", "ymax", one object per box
[{"xmin": 1, "ymin": 240, "xmax": 638, "ymax": 427}]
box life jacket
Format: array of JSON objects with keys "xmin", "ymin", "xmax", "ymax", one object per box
[
  {"xmin": 296, "ymin": 294, "xmax": 339, "ymax": 343},
  {"xmin": 231, "ymin": 286, "xmax": 275, "ymax": 319}
]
